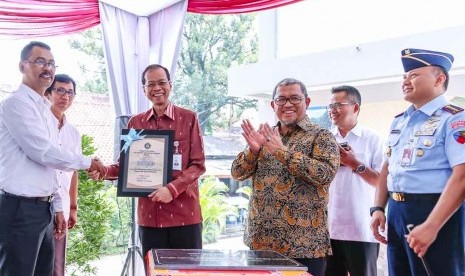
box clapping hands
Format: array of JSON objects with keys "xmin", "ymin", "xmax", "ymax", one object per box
[{"xmin": 241, "ymin": 119, "xmax": 284, "ymax": 155}]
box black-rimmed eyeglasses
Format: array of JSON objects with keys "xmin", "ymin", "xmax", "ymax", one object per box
[
  {"xmin": 52, "ymin": 87, "xmax": 76, "ymax": 98},
  {"xmin": 273, "ymin": 96, "xmax": 304, "ymax": 106}
]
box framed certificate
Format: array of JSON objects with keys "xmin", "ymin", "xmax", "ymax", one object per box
[{"xmin": 117, "ymin": 129, "xmax": 174, "ymax": 197}]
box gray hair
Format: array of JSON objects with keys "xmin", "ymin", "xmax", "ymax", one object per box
[{"xmin": 272, "ymin": 78, "xmax": 308, "ymax": 99}]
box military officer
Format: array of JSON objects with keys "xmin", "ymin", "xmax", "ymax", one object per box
[{"xmin": 370, "ymin": 48, "xmax": 465, "ymax": 275}]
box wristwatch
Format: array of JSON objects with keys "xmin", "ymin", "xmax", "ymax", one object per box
[
  {"xmin": 353, "ymin": 163, "xmax": 366, "ymax": 173},
  {"xmin": 370, "ymin": 206, "xmax": 385, "ymax": 217}
]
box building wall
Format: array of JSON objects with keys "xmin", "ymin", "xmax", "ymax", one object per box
[{"xmin": 228, "ymin": 1, "xmax": 465, "ymax": 131}]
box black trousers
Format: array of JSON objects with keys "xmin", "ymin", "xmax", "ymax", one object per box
[
  {"xmin": 139, "ymin": 223, "xmax": 202, "ymax": 259},
  {"xmin": 387, "ymin": 199, "xmax": 465, "ymax": 276},
  {"xmin": 294, "ymin": 257, "xmax": 327, "ymax": 276},
  {"xmin": 0, "ymin": 194, "xmax": 54, "ymax": 276},
  {"xmin": 325, "ymin": 239, "xmax": 379, "ymax": 276}
]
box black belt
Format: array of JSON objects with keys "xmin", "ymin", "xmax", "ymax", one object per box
[
  {"xmin": 0, "ymin": 190, "xmax": 54, "ymax": 203},
  {"xmin": 389, "ymin": 192, "xmax": 440, "ymax": 202}
]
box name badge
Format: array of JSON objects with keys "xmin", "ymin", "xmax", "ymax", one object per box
[
  {"xmin": 173, "ymin": 154, "xmax": 182, "ymax": 170},
  {"xmin": 172, "ymin": 141, "xmax": 182, "ymax": 170},
  {"xmin": 401, "ymin": 148, "xmax": 412, "ymax": 166}
]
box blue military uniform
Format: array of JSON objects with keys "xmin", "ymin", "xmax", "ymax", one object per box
[{"xmin": 385, "ymin": 48, "xmax": 465, "ymax": 275}]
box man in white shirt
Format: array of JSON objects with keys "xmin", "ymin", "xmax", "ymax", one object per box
[
  {"xmin": 0, "ymin": 41, "xmax": 104, "ymax": 276},
  {"xmin": 325, "ymin": 85, "xmax": 384, "ymax": 276},
  {"xmin": 45, "ymin": 74, "xmax": 81, "ymax": 276}
]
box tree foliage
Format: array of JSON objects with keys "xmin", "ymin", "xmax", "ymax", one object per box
[
  {"xmin": 199, "ymin": 176, "xmax": 237, "ymax": 244},
  {"xmin": 68, "ymin": 15, "xmax": 258, "ymax": 134},
  {"xmin": 68, "ymin": 27, "xmax": 108, "ymax": 94},
  {"xmin": 66, "ymin": 135, "xmax": 113, "ymax": 275},
  {"xmin": 173, "ymin": 14, "xmax": 259, "ymax": 134}
]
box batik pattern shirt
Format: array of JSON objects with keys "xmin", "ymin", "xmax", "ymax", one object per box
[{"xmin": 231, "ymin": 116, "xmax": 339, "ymax": 258}]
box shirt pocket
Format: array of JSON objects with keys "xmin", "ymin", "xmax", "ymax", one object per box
[
  {"xmin": 386, "ymin": 134, "xmax": 401, "ymax": 160},
  {"xmin": 414, "ymin": 136, "xmax": 437, "ymax": 158},
  {"xmin": 411, "ymin": 136, "xmax": 438, "ymax": 166},
  {"xmin": 387, "ymin": 134, "xmax": 401, "ymax": 147}
]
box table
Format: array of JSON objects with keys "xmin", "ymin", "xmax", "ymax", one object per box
[{"xmin": 147, "ymin": 249, "xmax": 311, "ymax": 276}]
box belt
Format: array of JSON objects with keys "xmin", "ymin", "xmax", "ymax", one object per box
[
  {"xmin": 0, "ymin": 190, "xmax": 54, "ymax": 203},
  {"xmin": 389, "ymin": 192, "xmax": 441, "ymax": 202}
]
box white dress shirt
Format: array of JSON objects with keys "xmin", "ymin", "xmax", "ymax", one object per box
[
  {"xmin": 53, "ymin": 115, "xmax": 81, "ymax": 220},
  {"xmin": 328, "ymin": 124, "xmax": 384, "ymax": 243},
  {"xmin": 0, "ymin": 84, "xmax": 91, "ymax": 212}
]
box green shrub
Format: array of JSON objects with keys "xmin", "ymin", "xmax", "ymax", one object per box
[
  {"xmin": 66, "ymin": 135, "xmax": 113, "ymax": 275},
  {"xmin": 199, "ymin": 176, "xmax": 237, "ymax": 244}
]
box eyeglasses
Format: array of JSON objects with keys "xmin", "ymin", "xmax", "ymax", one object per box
[
  {"xmin": 52, "ymin": 87, "xmax": 76, "ymax": 98},
  {"xmin": 143, "ymin": 80, "xmax": 170, "ymax": 89},
  {"xmin": 26, "ymin": 58, "xmax": 57, "ymax": 69},
  {"xmin": 273, "ymin": 96, "xmax": 304, "ymax": 106},
  {"xmin": 326, "ymin": 102, "xmax": 354, "ymax": 111}
]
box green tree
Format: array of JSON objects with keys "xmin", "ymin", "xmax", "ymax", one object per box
[
  {"xmin": 199, "ymin": 176, "xmax": 237, "ymax": 243},
  {"xmin": 100, "ymin": 188, "xmax": 131, "ymax": 255},
  {"xmin": 173, "ymin": 14, "xmax": 259, "ymax": 135},
  {"xmin": 67, "ymin": 135, "xmax": 113, "ymax": 275},
  {"xmin": 451, "ymin": 96, "xmax": 465, "ymax": 108},
  {"xmin": 68, "ymin": 27, "xmax": 108, "ymax": 94}
]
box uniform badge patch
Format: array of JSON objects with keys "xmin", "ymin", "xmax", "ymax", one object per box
[
  {"xmin": 451, "ymin": 121, "xmax": 465, "ymax": 129},
  {"xmin": 442, "ymin": 104, "xmax": 464, "ymax": 115},
  {"xmin": 453, "ymin": 131, "xmax": 465, "ymax": 144}
]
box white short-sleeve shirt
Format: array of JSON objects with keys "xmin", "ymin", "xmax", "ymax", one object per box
[{"xmin": 328, "ymin": 124, "xmax": 384, "ymax": 243}]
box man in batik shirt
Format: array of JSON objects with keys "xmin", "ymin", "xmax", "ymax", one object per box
[{"xmin": 231, "ymin": 78, "xmax": 340, "ymax": 276}]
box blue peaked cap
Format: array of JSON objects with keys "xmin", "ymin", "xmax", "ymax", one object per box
[{"xmin": 401, "ymin": 48, "xmax": 454, "ymax": 72}]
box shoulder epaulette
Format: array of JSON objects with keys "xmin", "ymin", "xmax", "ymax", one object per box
[
  {"xmin": 394, "ymin": 111, "xmax": 404, "ymax": 118},
  {"xmin": 442, "ymin": 104, "xmax": 464, "ymax": 115}
]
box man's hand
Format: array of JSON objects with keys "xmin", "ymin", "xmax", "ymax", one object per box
[
  {"xmin": 87, "ymin": 157, "xmax": 108, "ymax": 180},
  {"xmin": 54, "ymin": 212, "xmax": 67, "ymax": 240},
  {"xmin": 338, "ymin": 144, "xmax": 359, "ymax": 169},
  {"xmin": 370, "ymin": 211, "xmax": 387, "ymax": 244},
  {"xmin": 148, "ymin": 187, "xmax": 173, "ymax": 203},
  {"xmin": 241, "ymin": 119, "xmax": 266, "ymax": 155},
  {"xmin": 88, "ymin": 157, "xmax": 105, "ymax": 175},
  {"xmin": 68, "ymin": 208, "xmax": 78, "ymax": 229},
  {"xmin": 259, "ymin": 123, "xmax": 284, "ymax": 155},
  {"xmin": 406, "ymin": 222, "xmax": 439, "ymax": 258}
]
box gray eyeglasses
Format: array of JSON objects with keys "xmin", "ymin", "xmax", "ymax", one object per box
[
  {"xmin": 26, "ymin": 58, "xmax": 57, "ymax": 69},
  {"xmin": 143, "ymin": 80, "xmax": 170, "ymax": 90},
  {"xmin": 326, "ymin": 102, "xmax": 354, "ymax": 111}
]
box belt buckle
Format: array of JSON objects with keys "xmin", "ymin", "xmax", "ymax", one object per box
[
  {"xmin": 392, "ymin": 192, "xmax": 405, "ymax": 202},
  {"xmin": 47, "ymin": 195, "xmax": 55, "ymax": 203}
]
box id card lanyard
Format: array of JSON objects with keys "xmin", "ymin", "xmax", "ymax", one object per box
[{"xmin": 173, "ymin": 141, "xmax": 182, "ymax": 170}]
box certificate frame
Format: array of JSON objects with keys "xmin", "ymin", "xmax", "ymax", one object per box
[{"xmin": 117, "ymin": 129, "xmax": 174, "ymax": 197}]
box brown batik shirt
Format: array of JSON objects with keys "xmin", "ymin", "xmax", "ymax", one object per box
[{"xmin": 231, "ymin": 115, "xmax": 339, "ymax": 258}]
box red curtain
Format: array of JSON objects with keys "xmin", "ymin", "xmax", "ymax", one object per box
[
  {"xmin": 0, "ymin": 0, "xmax": 301, "ymax": 38},
  {"xmin": 187, "ymin": 0, "xmax": 303, "ymax": 14},
  {"xmin": 0, "ymin": 0, "xmax": 100, "ymax": 38}
]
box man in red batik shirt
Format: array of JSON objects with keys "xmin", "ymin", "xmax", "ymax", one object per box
[{"xmin": 91, "ymin": 64, "xmax": 205, "ymax": 259}]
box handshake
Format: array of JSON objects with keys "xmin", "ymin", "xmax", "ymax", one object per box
[{"xmin": 87, "ymin": 157, "xmax": 110, "ymax": 181}]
